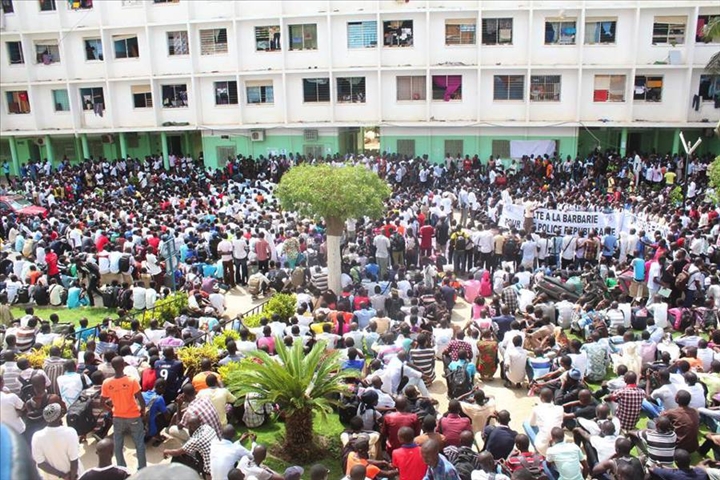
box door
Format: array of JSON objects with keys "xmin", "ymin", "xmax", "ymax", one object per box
[
  {"xmin": 28, "ymin": 142, "xmax": 41, "ymax": 161},
  {"xmin": 627, "ymin": 132, "xmax": 642, "ymax": 155},
  {"xmin": 168, "ymin": 135, "xmax": 183, "ymax": 156}
]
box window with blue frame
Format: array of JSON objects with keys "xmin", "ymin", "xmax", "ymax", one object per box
[
  {"xmin": 545, "ymin": 20, "xmax": 576, "ymax": 45},
  {"xmin": 347, "ymin": 21, "xmax": 377, "ymax": 48},
  {"xmin": 584, "ymin": 20, "xmax": 616, "ymax": 44}
]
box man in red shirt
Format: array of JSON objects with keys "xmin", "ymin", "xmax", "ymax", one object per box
[
  {"xmin": 437, "ymin": 400, "xmax": 472, "ymax": 447},
  {"xmin": 382, "ymin": 396, "xmax": 421, "ymax": 455},
  {"xmin": 45, "ymin": 249, "xmax": 60, "ymax": 280},
  {"xmin": 392, "ymin": 426, "xmax": 426, "ymax": 480},
  {"xmin": 419, "ymin": 224, "xmax": 435, "ymax": 257},
  {"xmin": 254, "ymin": 232, "xmax": 272, "ymax": 273}
]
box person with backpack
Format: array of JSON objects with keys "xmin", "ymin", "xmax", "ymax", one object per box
[
  {"xmin": 22, "ymin": 372, "xmax": 63, "ymax": 444},
  {"xmin": 446, "ymin": 350, "xmax": 475, "ymax": 399},
  {"xmin": 390, "ymin": 232, "xmax": 406, "ymax": 268},
  {"xmin": 56, "ymin": 359, "xmax": 90, "ymax": 408},
  {"xmin": 504, "ymin": 434, "xmax": 548, "ymax": 479}
]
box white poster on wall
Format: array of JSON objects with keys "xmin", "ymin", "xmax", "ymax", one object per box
[{"xmin": 509, "ymin": 140, "xmax": 556, "ymax": 159}]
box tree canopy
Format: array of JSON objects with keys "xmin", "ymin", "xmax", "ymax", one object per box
[
  {"xmin": 703, "ymin": 17, "xmax": 720, "ymax": 75},
  {"xmin": 276, "ymin": 164, "xmax": 391, "ymax": 232},
  {"xmin": 709, "ymin": 155, "xmax": 720, "ymax": 195}
]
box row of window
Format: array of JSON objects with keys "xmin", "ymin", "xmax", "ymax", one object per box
[
  {"xmin": 6, "ymin": 14, "xmax": 719, "ymax": 67},
  {"xmin": 6, "ymin": 74, "xmax": 719, "ymax": 115},
  {"xmin": 1, "ymin": 0, "xmax": 174, "ymax": 14}
]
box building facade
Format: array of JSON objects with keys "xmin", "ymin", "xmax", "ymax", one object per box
[{"xmin": 0, "ymin": 0, "xmax": 718, "ymax": 172}]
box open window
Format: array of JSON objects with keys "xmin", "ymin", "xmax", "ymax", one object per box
[
  {"xmin": 35, "ymin": 40, "xmax": 60, "ymax": 64},
  {"xmin": 397, "ymin": 139, "xmax": 415, "ymax": 158},
  {"xmin": 493, "ymin": 75, "xmax": 524, "ymax": 100},
  {"xmin": 6, "ymin": 90, "xmax": 30, "ymax": 114},
  {"xmin": 593, "ymin": 75, "xmax": 626, "ymax": 102},
  {"xmin": 131, "ymin": 85, "xmax": 152, "ymax": 108},
  {"xmin": 445, "ymin": 19, "xmax": 476, "ymax": 46},
  {"xmin": 337, "ymin": 77, "xmax": 366, "ymax": 103},
  {"xmin": 161, "ymin": 84, "xmax": 188, "ymax": 108},
  {"xmin": 545, "ymin": 20, "xmax": 576, "ymax": 45},
  {"xmin": 39, "ymin": 0, "xmax": 56, "ymax": 11},
  {"xmin": 303, "ymin": 78, "xmax": 330, "ymax": 103},
  {"xmin": 1, "ymin": 0, "xmax": 13, "ymax": 14},
  {"xmin": 84, "ymin": 38, "xmax": 103, "ymax": 61},
  {"xmin": 696, "ymin": 15, "xmax": 720, "ymax": 43},
  {"xmin": 113, "ymin": 35, "xmax": 139, "ymax": 59},
  {"xmin": 633, "ymin": 76, "xmax": 662, "ymax": 102},
  {"xmin": 79, "ymin": 87, "xmax": 104, "ymax": 112},
  {"xmin": 52, "ymin": 89, "xmax": 70, "ymax": 112},
  {"xmin": 432, "ymin": 75, "xmax": 462, "ymax": 101},
  {"xmin": 585, "ymin": 19, "xmax": 616, "ymax": 44},
  {"xmin": 200, "ymin": 28, "xmax": 228, "ymax": 55},
  {"xmin": 255, "ymin": 26, "xmax": 281, "ymax": 52},
  {"xmin": 69, "ymin": 0, "xmax": 92, "ymax": 9},
  {"xmin": 530, "ymin": 75, "xmax": 561, "ymax": 102},
  {"xmin": 7, "ymin": 41, "xmax": 24, "ymax": 65},
  {"xmin": 246, "ymin": 81, "xmax": 274, "ymax": 104},
  {"xmin": 396, "ymin": 75, "xmax": 426, "ymax": 101},
  {"xmin": 167, "ymin": 31, "xmax": 189, "ymax": 56},
  {"xmin": 214, "ymin": 81, "xmax": 238, "ymax": 105},
  {"xmin": 289, "ymin": 24, "xmax": 317, "ymax": 51},
  {"xmin": 699, "ymin": 75, "xmax": 720, "ymax": 101},
  {"xmin": 383, "ymin": 20, "xmax": 413, "ymax": 47},
  {"xmin": 481, "ymin": 18, "xmax": 513, "ymax": 45},
  {"xmin": 348, "ymin": 21, "xmax": 377, "ymax": 48},
  {"xmin": 652, "ymin": 16, "xmax": 686, "ymax": 45}
]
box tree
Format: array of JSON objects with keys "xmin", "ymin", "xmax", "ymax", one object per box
[
  {"xmin": 276, "ymin": 164, "xmax": 391, "ymax": 293},
  {"xmin": 709, "ymin": 155, "xmax": 720, "ymax": 202},
  {"xmin": 224, "ymin": 340, "xmax": 356, "ymax": 462},
  {"xmin": 703, "ymin": 17, "xmax": 720, "ymax": 76}
]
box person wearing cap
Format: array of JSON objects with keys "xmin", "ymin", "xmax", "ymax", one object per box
[{"xmin": 31, "ymin": 403, "xmax": 84, "ymax": 480}]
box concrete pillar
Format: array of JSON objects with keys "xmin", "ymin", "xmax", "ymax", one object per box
[
  {"xmin": 183, "ymin": 131, "xmax": 191, "ymax": 157},
  {"xmin": 161, "ymin": 131, "xmax": 169, "ymax": 169},
  {"xmin": 81, "ymin": 134, "xmax": 90, "ymax": 160},
  {"xmin": 119, "ymin": 132, "xmax": 128, "ymax": 159},
  {"xmin": 74, "ymin": 137, "xmax": 82, "ymax": 163},
  {"xmin": 9, "ymin": 136, "xmax": 20, "ymax": 176},
  {"xmin": 672, "ymin": 128, "xmax": 680, "ymax": 156},
  {"xmin": 653, "ymin": 129, "xmax": 660, "ymax": 153},
  {"xmin": 44, "ymin": 135, "xmax": 54, "ymax": 165},
  {"xmin": 619, "ymin": 128, "xmax": 628, "ymax": 157}
]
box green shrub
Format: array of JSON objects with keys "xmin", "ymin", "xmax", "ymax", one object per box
[
  {"xmin": 669, "ymin": 186, "xmax": 683, "ymax": 206},
  {"xmin": 177, "ymin": 343, "xmax": 220, "ymax": 377},
  {"xmin": 242, "ymin": 313, "xmax": 266, "ymax": 329},
  {"xmin": 138, "ymin": 292, "xmax": 188, "ymax": 328},
  {"xmin": 263, "ymin": 294, "xmax": 297, "ymax": 321},
  {"xmin": 213, "ymin": 329, "xmax": 240, "ymax": 349}
]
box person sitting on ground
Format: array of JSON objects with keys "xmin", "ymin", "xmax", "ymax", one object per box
[{"xmin": 78, "ymin": 438, "xmax": 131, "ymax": 480}]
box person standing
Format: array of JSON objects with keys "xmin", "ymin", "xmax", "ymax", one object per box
[
  {"xmin": 31, "ymin": 403, "xmax": 83, "ymax": 480},
  {"xmin": 373, "ymin": 232, "xmax": 392, "ymax": 279},
  {"xmin": 101, "ymin": 356, "xmax": 146, "ymax": 469},
  {"xmin": 232, "ymin": 229, "xmax": 249, "ymax": 286},
  {"xmin": 217, "ymin": 234, "xmax": 235, "ymax": 287},
  {"xmin": 254, "ymin": 233, "xmax": 272, "ymax": 274}
]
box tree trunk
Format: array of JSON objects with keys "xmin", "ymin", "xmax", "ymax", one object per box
[
  {"xmin": 283, "ymin": 407, "xmax": 316, "ymax": 462},
  {"xmin": 326, "ymin": 217, "xmax": 344, "ymax": 295}
]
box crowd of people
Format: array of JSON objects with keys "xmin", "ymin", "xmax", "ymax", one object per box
[{"xmin": 0, "ymin": 145, "xmax": 719, "ymax": 480}]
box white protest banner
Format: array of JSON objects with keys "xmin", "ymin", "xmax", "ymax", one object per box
[{"xmin": 499, "ymin": 204, "xmax": 624, "ymax": 235}]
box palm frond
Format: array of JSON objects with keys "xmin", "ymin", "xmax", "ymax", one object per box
[{"xmin": 706, "ymin": 51, "xmax": 720, "ymax": 76}]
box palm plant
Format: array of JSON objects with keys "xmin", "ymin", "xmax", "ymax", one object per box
[
  {"xmin": 703, "ymin": 17, "xmax": 720, "ymax": 76},
  {"xmin": 225, "ymin": 339, "xmax": 356, "ymax": 462}
]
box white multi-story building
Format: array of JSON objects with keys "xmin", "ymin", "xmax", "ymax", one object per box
[{"xmin": 0, "ymin": 0, "xmax": 718, "ymax": 171}]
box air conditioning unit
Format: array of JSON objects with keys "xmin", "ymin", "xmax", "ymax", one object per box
[
  {"xmin": 250, "ymin": 130, "xmax": 265, "ymax": 142},
  {"xmin": 304, "ymin": 129, "xmax": 319, "ymax": 141},
  {"xmin": 101, "ymin": 134, "xmax": 115, "ymax": 144},
  {"xmin": 34, "ymin": 137, "xmax": 46, "ymax": 147}
]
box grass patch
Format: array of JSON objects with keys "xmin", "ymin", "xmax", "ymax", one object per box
[
  {"xmin": 11, "ymin": 306, "xmax": 115, "ymax": 326},
  {"xmin": 235, "ymin": 412, "xmax": 345, "ymax": 478}
]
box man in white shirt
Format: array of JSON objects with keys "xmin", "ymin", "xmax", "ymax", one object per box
[
  {"xmin": 56, "ymin": 360, "xmax": 90, "ymax": 408},
  {"xmin": 0, "ymin": 376, "xmax": 25, "ymax": 434},
  {"xmin": 524, "ymin": 388, "xmax": 564, "ymax": 455},
  {"xmin": 520, "ymin": 234, "xmax": 538, "ymax": 269},
  {"xmin": 32, "ymin": 403, "xmax": 84, "ymax": 480},
  {"xmin": 373, "ymin": 233, "xmax": 391, "ymax": 279},
  {"xmin": 238, "ymin": 444, "xmax": 283, "ymax": 480},
  {"xmin": 132, "ymin": 281, "xmax": 147, "ymax": 310},
  {"xmin": 232, "ymin": 231, "xmax": 249, "ymax": 286},
  {"xmin": 210, "ymin": 428, "xmax": 254, "ymax": 480}
]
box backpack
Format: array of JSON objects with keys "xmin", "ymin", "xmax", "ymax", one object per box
[
  {"xmin": 631, "ymin": 307, "xmax": 648, "ymax": 330},
  {"xmin": 702, "ymin": 308, "xmax": 719, "ymax": 331},
  {"xmin": 446, "ymin": 364, "xmax": 472, "ymax": 399},
  {"xmin": 503, "ymin": 237, "xmax": 519, "ymax": 258},
  {"xmin": 338, "ymin": 393, "xmax": 359, "ymax": 426},
  {"xmin": 18, "ymin": 371, "xmax": 38, "ymax": 402},
  {"xmin": 391, "ymin": 233, "xmax": 405, "ymax": 252},
  {"xmin": 454, "ymin": 235, "xmax": 467, "ymax": 252},
  {"xmin": 517, "ymin": 453, "xmax": 549, "ymax": 480},
  {"xmin": 674, "ymin": 308, "xmax": 694, "ymax": 331},
  {"xmin": 101, "ymin": 286, "xmax": 118, "ymax": 309},
  {"xmin": 15, "ymin": 286, "xmax": 30, "ymax": 304},
  {"xmin": 248, "ymin": 277, "xmax": 261, "ymax": 295},
  {"xmin": 674, "ymin": 264, "xmax": 690, "ymax": 291},
  {"xmin": 33, "ymin": 285, "xmax": 49, "ymax": 306},
  {"xmin": 291, "ymin": 267, "xmax": 305, "ymax": 287},
  {"xmin": 453, "ymin": 446, "xmax": 478, "ymax": 480},
  {"xmin": 118, "ymin": 254, "xmax": 131, "ymax": 274},
  {"xmin": 67, "ymin": 389, "xmax": 100, "ymax": 436}
]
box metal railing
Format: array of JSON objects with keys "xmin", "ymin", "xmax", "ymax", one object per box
[{"xmin": 182, "ymin": 298, "xmax": 272, "ymax": 346}]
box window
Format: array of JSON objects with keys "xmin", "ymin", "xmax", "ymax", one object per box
[
  {"xmin": 153, "ymin": 0, "xmax": 179, "ymax": 3},
  {"xmin": 161, "ymin": 84, "xmax": 188, "ymax": 108},
  {"xmin": 633, "ymin": 76, "xmax": 662, "ymax": 102},
  {"xmin": 493, "ymin": 75, "xmax": 524, "ymax": 100},
  {"xmin": 445, "ymin": 20, "xmax": 476, "ymax": 45},
  {"xmin": 255, "ymin": 26, "xmax": 281, "ymax": 52},
  {"xmin": 432, "ymin": 75, "xmax": 462, "ymax": 101},
  {"xmin": 288, "ymin": 24, "xmax": 317, "ymax": 51},
  {"xmin": 585, "ymin": 19, "xmax": 616, "ymax": 44},
  {"xmin": 593, "ymin": 75, "xmax": 626, "ymax": 102},
  {"xmin": 445, "ymin": 140, "xmax": 463, "ymax": 157},
  {"xmin": 246, "ymin": 82, "xmax": 274, "ymax": 104},
  {"xmin": 652, "ymin": 16, "xmax": 686, "ymax": 45},
  {"xmin": 7, "ymin": 41, "xmax": 23, "ymax": 65},
  {"xmin": 544, "ymin": 20, "xmax": 577, "ymax": 45},
  {"xmin": 383, "ymin": 20, "xmax": 413, "ymax": 47},
  {"xmin": 200, "ymin": 28, "xmax": 228, "ymax": 55},
  {"xmin": 696, "ymin": 15, "xmax": 720, "ymax": 43},
  {"xmin": 337, "ymin": 77, "xmax": 366, "ymax": 103},
  {"xmin": 699, "ymin": 75, "xmax": 720, "ymax": 101},
  {"xmin": 1, "ymin": 0, "xmax": 13, "ymax": 14},
  {"xmin": 216, "ymin": 146, "xmax": 236, "ymax": 168},
  {"xmin": 84, "ymin": 38, "xmax": 103, "ymax": 61},
  {"xmin": 52, "ymin": 89, "xmax": 70, "ymax": 111},
  {"xmin": 167, "ymin": 31, "xmax": 189, "ymax": 55},
  {"xmin": 397, "ymin": 75, "xmax": 426, "ymax": 101},
  {"xmin": 348, "ymin": 21, "xmax": 377, "ymax": 48},
  {"xmin": 79, "ymin": 87, "xmax": 104, "ymax": 112},
  {"xmin": 397, "ymin": 139, "xmax": 415, "ymax": 158},
  {"xmin": 113, "ymin": 35, "xmax": 139, "ymax": 59},
  {"xmin": 39, "ymin": 0, "xmax": 56, "ymax": 11},
  {"xmin": 214, "ymin": 81, "xmax": 238, "ymax": 105},
  {"xmin": 530, "ymin": 75, "xmax": 561, "ymax": 102},
  {"xmin": 303, "ymin": 78, "xmax": 330, "ymax": 103},
  {"xmin": 35, "ymin": 40, "xmax": 60, "ymax": 64},
  {"xmin": 492, "ymin": 140, "xmax": 510, "ymax": 159},
  {"xmin": 69, "ymin": 0, "xmax": 93, "ymax": 10},
  {"xmin": 304, "ymin": 145, "xmax": 325, "ymax": 159},
  {"xmin": 131, "ymin": 85, "xmax": 152, "ymax": 108},
  {"xmin": 481, "ymin": 18, "xmax": 513, "ymax": 45},
  {"xmin": 6, "ymin": 91, "xmax": 29, "ymax": 114}
]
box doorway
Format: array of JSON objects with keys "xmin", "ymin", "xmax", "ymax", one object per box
[
  {"xmin": 167, "ymin": 135, "xmax": 183, "ymax": 156},
  {"xmin": 28, "ymin": 142, "xmax": 41, "ymax": 161},
  {"xmin": 627, "ymin": 132, "xmax": 642, "ymax": 155},
  {"xmin": 338, "ymin": 127, "xmax": 361, "ymax": 155}
]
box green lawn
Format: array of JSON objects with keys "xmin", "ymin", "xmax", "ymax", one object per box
[
  {"xmin": 11, "ymin": 306, "xmax": 116, "ymax": 326},
  {"xmin": 235, "ymin": 412, "xmax": 345, "ymax": 478}
]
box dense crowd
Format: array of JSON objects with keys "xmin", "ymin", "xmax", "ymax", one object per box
[{"xmin": 0, "ymin": 146, "xmax": 719, "ymax": 480}]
